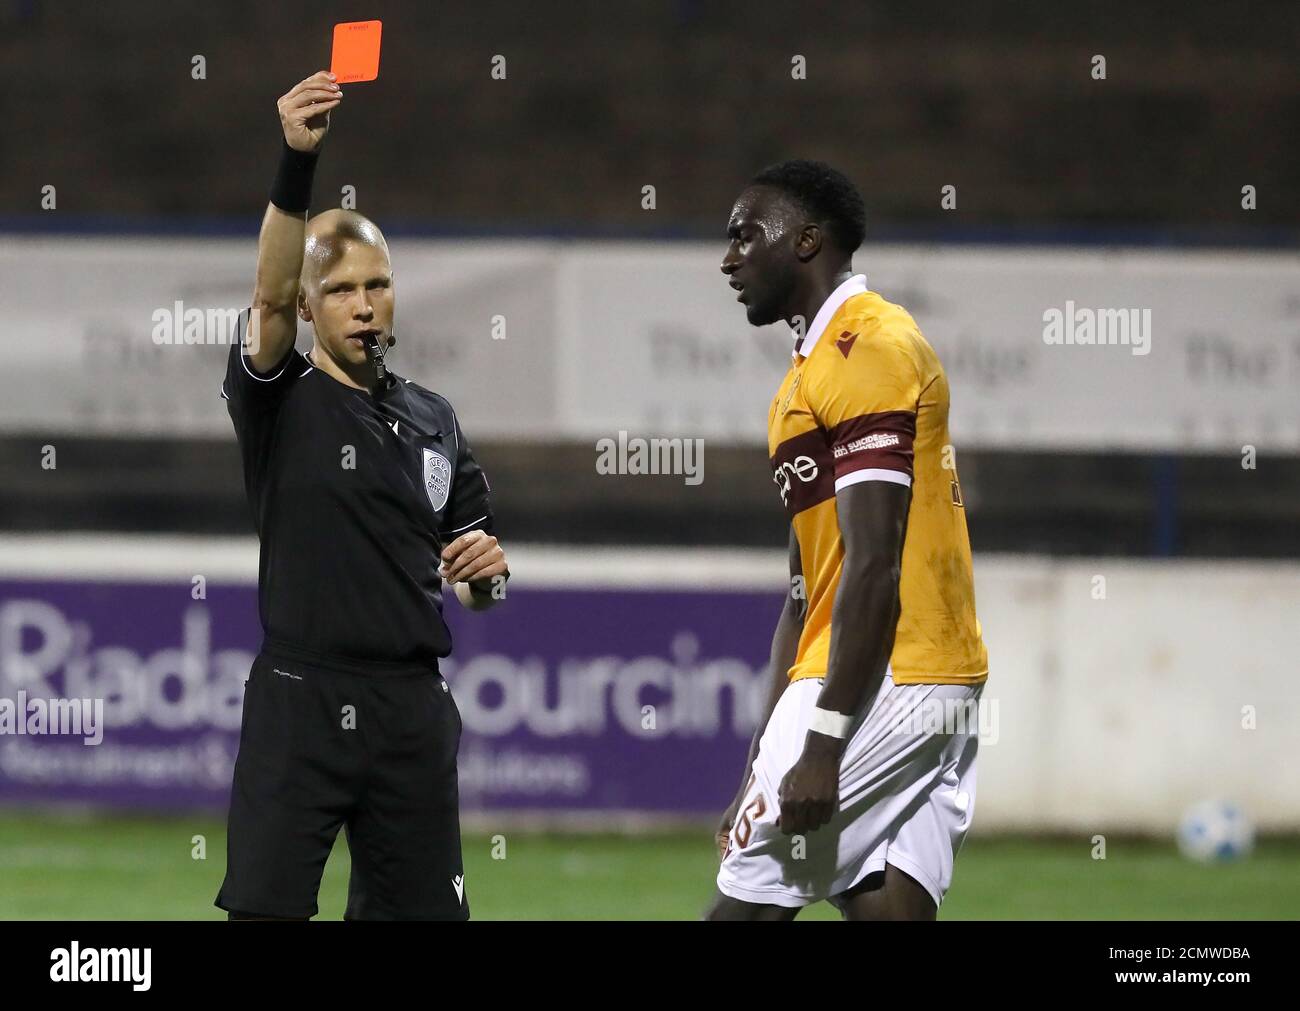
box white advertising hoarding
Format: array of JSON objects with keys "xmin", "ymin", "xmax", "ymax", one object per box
[{"xmin": 3, "ymin": 236, "xmax": 1297, "ymax": 451}]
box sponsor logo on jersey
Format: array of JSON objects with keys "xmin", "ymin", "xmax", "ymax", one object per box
[
  {"xmin": 833, "ymin": 431, "xmax": 901, "ymax": 458},
  {"xmin": 772, "ymin": 455, "xmax": 819, "ymax": 506}
]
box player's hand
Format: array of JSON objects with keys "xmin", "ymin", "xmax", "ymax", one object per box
[
  {"xmin": 439, "ymin": 530, "xmax": 508, "ymax": 588},
  {"xmin": 278, "ymin": 71, "xmax": 342, "ymax": 153},
  {"xmin": 776, "ymin": 737, "xmax": 840, "ymax": 835}
]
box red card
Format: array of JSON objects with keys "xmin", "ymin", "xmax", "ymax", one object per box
[{"xmin": 330, "ymin": 20, "xmax": 382, "ymax": 83}]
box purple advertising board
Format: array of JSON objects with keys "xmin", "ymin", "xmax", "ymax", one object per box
[{"xmin": 0, "ymin": 577, "xmax": 783, "ymax": 814}]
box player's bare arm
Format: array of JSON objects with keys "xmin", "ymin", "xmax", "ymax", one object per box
[
  {"xmin": 441, "ymin": 530, "xmax": 510, "ymax": 611},
  {"xmin": 716, "ymin": 527, "xmax": 805, "ymax": 857},
  {"xmin": 776, "ymin": 481, "xmax": 909, "ymax": 836},
  {"xmin": 246, "ymin": 71, "xmax": 342, "ymax": 372}
]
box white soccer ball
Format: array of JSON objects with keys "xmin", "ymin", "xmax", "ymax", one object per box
[{"xmin": 1176, "ymin": 799, "xmax": 1255, "ymax": 863}]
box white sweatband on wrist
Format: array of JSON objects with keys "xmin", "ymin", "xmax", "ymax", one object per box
[{"xmin": 810, "ymin": 707, "xmax": 852, "ymax": 739}]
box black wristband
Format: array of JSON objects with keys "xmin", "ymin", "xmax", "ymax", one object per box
[{"xmin": 269, "ymin": 139, "xmax": 319, "ymax": 213}]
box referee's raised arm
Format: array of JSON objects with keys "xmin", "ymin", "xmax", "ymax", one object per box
[{"xmin": 245, "ymin": 71, "xmax": 342, "ymax": 372}]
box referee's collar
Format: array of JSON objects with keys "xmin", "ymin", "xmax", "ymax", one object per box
[
  {"xmin": 305, "ymin": 349, "xmax": 400, "ymax": 395},
  {"xmin": 793, "ymin": 273, "xmax": 868, "ymax": 359}
]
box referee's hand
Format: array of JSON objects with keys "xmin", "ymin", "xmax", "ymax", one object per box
[
  {"xmin": 439, "ymin": 530, "xmax": 508, "ymax": 589},
  {"xmin": 277, "ymin": 71, "xmax": 342, "ymax": 153}
]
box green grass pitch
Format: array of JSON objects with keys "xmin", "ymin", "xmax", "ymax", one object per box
[{"xmin": 1, "ymin": 812, "xmax": 1296, "ymax": 920}]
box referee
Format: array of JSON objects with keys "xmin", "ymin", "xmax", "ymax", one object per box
[{"xmin": 214, "ymin": 71, "xmax": 509, "ymax": 921}]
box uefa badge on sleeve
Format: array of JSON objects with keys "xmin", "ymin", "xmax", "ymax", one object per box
[{"xmin": 423, "ymin": 448, "xmax": 452, "ymax": 512}]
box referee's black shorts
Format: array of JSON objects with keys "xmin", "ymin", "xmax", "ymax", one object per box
[{"xmin": 215, "ymin": 645, "xmax": 468, "ymax": 920}]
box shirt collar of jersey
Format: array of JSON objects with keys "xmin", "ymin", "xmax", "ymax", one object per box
[
  {"xmin": 793, "ymin": 273, "xmax": 868, "ymax": 359},
  {"xmin": 304, "ymin": 349, "xmax": 400, "ymax": 394}
]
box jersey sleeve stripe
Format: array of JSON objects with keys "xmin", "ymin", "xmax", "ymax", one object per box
[
  {"xmin": 446, "ymin": 513, "xmax": 489, "ymax": 535},
  {"xmin": 834, "ymin": 468, "xmax": 912, "ymax": 491},
  {"xmin": 240, "ymin": 344, "xmax": 293, "ymax": 383},
  {"xmin": 235, "ymin": 307, "xmax": 296, "ymax": 384},
  {"xmin": 828, "ymin": 410, "xmax": 915, "ymax": 482}
]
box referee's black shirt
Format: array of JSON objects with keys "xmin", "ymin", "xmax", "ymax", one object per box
[{"xmin": 221, "ymin": 309, "xmax": 494, "ymax": 672}]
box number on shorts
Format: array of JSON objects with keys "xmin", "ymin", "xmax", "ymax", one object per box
[{"xmin": 734, "ymin": 792, "xmax": 768, "ymax": 850}]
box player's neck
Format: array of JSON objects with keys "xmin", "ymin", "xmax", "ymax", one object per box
[
  {"xmin": 787, "ymin": 266, "xmax": 855, "ymax": 335},
  {"xmin": 310, "ymin": 340, "xmax": 383, "ymax": 394}
]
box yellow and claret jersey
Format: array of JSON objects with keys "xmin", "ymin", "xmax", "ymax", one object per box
[{"xmin": 768, "ymin": 275, "xmax": 988, "ymax": 686}]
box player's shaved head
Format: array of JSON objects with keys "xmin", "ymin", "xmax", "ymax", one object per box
[{"xmin": 301, "ymin": 209, "xmax": 391, "ymax": 288}]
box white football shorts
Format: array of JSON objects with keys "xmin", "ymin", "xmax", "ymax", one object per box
[{"xmin": 717, "ymin": 671, "xmax": 983, "ymax": 909}]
